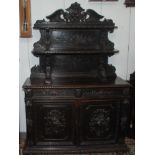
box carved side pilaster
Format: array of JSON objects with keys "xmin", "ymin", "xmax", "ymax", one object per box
[
  {"xmin": 120, "ymin": 99, "xmax": 130, "ymax": 137},
  {"xmin": 24, "ymin": 89, "xmax": 33, "ymax": 145}
]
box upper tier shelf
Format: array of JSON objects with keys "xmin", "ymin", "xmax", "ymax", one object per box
[
  {"xmin": 32, "ymin": 49, "xmax": 119, "ymax": 56},
  {"xmin": 32, "ymin": 2, "xmax": 118, "ymax": 56},
  {"xmin": 34, "ymin": 20, "xmax": 117, "ymax": 30}
]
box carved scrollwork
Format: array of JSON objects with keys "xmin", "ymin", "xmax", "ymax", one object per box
[
  {"xmin": 33, "ymin": 29, "xmax": 51, "ymax": 53},
  {"xmin": 45, "ymin": 2, "xmax": 114, "ymax": 24},
  {"xmin": 85, "ymin": 9, "xmax": 103, "ymax": 22},
  {"xmin": 33, "ymin": 41, "xmax": 46, "ymax": 53},
  {"xmin": 46, "ymin": 2, "xmax": 87, "ymax": 23},
  {"xmin": 46, "ymin": 9, "xmax": 65, "ymax": 22},
  {"xmin": 98, "ymin": 63, "xmax": 116, "ymax": 81},
  {"xmin": 31, "ymin": 65, "xmax": 43, "ymax": 73}
]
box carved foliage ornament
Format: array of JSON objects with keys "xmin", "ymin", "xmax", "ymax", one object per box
[{"xmin": 41, "ymin": 2, "xmax": 114, "ymax": 24}]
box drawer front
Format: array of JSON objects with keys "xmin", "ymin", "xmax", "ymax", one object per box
[
  {"xmin": 79, "ymin": 99, "xmax": 121, "ymax": 145},
  {"xmin": 32, "ymin": 87, "xmax": 129, "ymax": 99},
  {"xmin": 31, "ymin": 99, "xmax": 75, "ymax": 146}
]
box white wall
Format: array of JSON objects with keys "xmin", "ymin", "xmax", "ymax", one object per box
[{"xmin": 19, "ymin": 0, "xmax": 135, "ymax": 132}]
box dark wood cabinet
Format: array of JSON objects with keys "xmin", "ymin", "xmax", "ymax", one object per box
[
  {"xmin": 23, "ymin": 78, "xmax": 130, "ymax": 154},
  {"xmin": 23, "ymin": 2, "xmax": 131, "ymax": 154}
]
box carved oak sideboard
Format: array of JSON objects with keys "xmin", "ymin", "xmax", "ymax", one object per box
[
  {"xmin": 23, "ymin": 78, "xmax": 130, "ymax": 154},
  {"xmin": 23, "ymin": 2, "xmax": 131, "ymax": 154}
]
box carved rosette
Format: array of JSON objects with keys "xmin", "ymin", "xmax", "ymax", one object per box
[
  {"xmin": 88, "ymin": 108, "xmax": 111, "ymax": 137},
  {"xmin": 43, "ymin": 109, "xmax": 67, "ymax": 137}
]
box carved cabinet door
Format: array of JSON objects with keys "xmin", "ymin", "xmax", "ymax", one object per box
[
  {"xmin": 32, "ymin": 99, "xmax": 75, "ymax": 146},
  {"xmin": 79, "ymin": 99, "xmax": 121, "ymax": 145}
]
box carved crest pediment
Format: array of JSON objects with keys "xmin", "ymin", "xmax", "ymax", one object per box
[
  {"xmin": 34, "ymin": 2, "xmax": 116, "ymax": 31},
  {"xmin": 32, "ymin": 2, "xmax": 114, "ymax": 27},
  {"xmin": 45, "ymin": 2, "xmax": 108, "ymax": 24}
]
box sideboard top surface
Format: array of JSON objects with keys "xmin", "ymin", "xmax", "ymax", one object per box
[{"xmin": 23, "ymin": 77, "xmax": 130, "ymax": 89}]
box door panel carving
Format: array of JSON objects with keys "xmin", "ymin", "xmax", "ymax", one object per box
[
  {"xmin": 32, "ymin": 100, "xmax": 75, "ymax": 146},
  {"xmin": 79, "ymin": 100, "xmax": 120, "ymax": 145}
]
